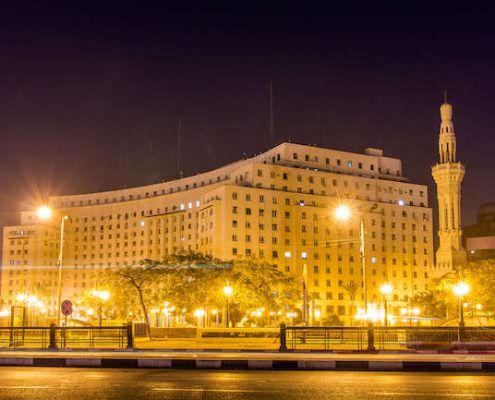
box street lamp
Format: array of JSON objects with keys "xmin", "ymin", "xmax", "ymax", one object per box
[
  {"xmin": 37, "ymin": 206, "xmax": 69, "ymax": 326},
  {"xmin": 380, "ymin": 283, "xmax": 393, "ymax": 327},
  {"xmin": 223, "ymin": 285, "xmax": 233, "ymax": 328},
  {"xmin": 162, "ymin": 302, "xmax": 174, "ymax": 328},
  {"xmin": 453, "ymin": 281, "xmax": 470, "ymax": 338},
  {"xmin": 92, "ymin": 290, "xmax": 110, "ymax": 327},
  {"xmin": 333, "ymin": 204, "xmax": 368, "ymax": 315},
  {"xmin": 193, "ymin": 308, "xmax": 206, "ymax": 327}
]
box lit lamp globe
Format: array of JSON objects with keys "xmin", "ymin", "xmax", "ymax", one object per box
[
  {"xmin": 37, "ymin": 206, "xmax": 53, "ymax": 220},
  {"xmin": 334, "ymin": 204, "xmax": 351, "ymax": 221},
  {"xmin": 223, "ymin": 285, "xmax": 233, "ymax": 297},
  {"xmin": 99, "ymin": 291, "xmax": 110, "ymax": 302},
  {"xmin": 453, "ymin": 282, "xmax": 470, "ymax": 297},
  {"xmin": 380, "ymin": 283, "xmax": 393, "ymax": 296}
]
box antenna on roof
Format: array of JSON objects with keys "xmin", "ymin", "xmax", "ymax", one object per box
[
  {"xmin": 149, "ymin": 140, "xmax": 154, "ymax": 183},
  {"xmin": 444, "ymin": 89, "xmax": 448, "ymax": 104},
  {"xmin": 269, "ymin": 80, "xmax": 274, "ymax": 147},
  {"xmin": 177, "ymin": 119, "xmax": 183, "ymax": 179}
]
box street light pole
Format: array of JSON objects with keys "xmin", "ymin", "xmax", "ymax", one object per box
[
  {"xmin": 56, "ymin": 216, "xmax": 68, "ymax": 326},
  {"xmin": 359, "ymin": 216, "xmax": 367, "ymax": 314}
]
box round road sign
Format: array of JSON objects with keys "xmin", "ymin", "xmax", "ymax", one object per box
[{"xmin": 61, "ymin": 299, "xmax": 73, "ymax": 316}]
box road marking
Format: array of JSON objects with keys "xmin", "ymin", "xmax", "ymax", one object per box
[
  {"xmin": 0, "ymin": 386, "xmax": 55, "ymax": 390},
  {"xmin": 152, "ymin": 387, "xmax": 273, "ymax": 393}
]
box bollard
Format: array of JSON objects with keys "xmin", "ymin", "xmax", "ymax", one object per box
[
  {"xmin": 279, "ymin": 322, "xmax": 287, "ymax": 352},
  {"xmin": 48, "ymin": 323, "xmax": 57, "ymax": 350},
  {"xmin": 367, "ymin": 322, "xmax": 376, "ymax": 352},
  {"xmin": 126, "ymin": 323, "xmax": 134, "ymax": 349}
]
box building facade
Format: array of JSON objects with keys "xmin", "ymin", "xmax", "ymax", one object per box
[
  {"xmin": 1, "ymin": 142, "xmax": 435, "ymax": 323},
  {"xmin": 432, "ymin": 98, "xmax": 467, "ymax": 274},
  {"xmin": 464, "ymin": 203, "xmax": 495, "ymax": 261}
]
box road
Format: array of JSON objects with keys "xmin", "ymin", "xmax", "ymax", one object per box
[{"xmin": 0, "ymin": 368, "xmax": 494, "ymax": 399}]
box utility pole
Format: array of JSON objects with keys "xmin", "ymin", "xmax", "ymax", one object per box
[{"xmin": 269, "ymin": 81, "xmax": 274, "ymax": 146}]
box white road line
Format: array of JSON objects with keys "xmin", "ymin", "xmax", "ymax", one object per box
[
  {"xmin": 152, "ymin": 387, "xmax": 273, "ymax": 393},
  {"xmin": 0, "ymin": 386, "xmax": 55, "ymax": 389}
]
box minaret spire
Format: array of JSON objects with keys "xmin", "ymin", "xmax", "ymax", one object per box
[{"xmin": 432, "ymin": 94, "xmax": 467, "ymax": 274}]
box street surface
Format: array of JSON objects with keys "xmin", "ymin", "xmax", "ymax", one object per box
[{"xmin": 0, "ymin": 368, "xmax": 494, "ymax": 399}]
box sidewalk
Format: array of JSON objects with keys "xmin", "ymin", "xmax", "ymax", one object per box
[{"xmin": 1, "ymin": 349, "xmax": 495, "ymax": 371}]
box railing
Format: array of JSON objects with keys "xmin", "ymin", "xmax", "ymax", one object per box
[
  {"xmin": 0, "ymin": 324, "xmax": 133, "ymax": 350},
  {"xmin": 281, "ymin": 325, "xmax": 495, "ymax": 352},
  {"xmin": 283, "ymin": 325, "xmax": 368, "ymax": 351}
]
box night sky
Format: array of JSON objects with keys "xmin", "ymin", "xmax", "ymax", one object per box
[{"xmin": 1, "ymin": 4, "xmax": 495, "ymax": 230}]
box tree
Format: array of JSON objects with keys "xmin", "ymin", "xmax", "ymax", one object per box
[
  {"xmin": 102, "ymin": 260, "xmax": 162, "ymax": 337},
  {"xmin": 99, "ymin": 252, "xmax": 301, "ymax": 332}
]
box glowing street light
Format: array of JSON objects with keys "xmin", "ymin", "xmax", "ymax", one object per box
[
  {"xmin": 36, "ymin": 206, "xmax": 53, "ymax": 220},
  {"xmin": 92, "ymin": 289, "xmax": 110, "ymax": 327},
  {"xmin": 223, "ymin": 285, "xmax": 233, "ymax": 328},
  {"xmin": 333, "ymin": 204, "xmax": 370, "ymax": 327},
  {"xmin": 334, "ymin": 204, "xmax": 352, "ymax": 221},
  {"xmin": 380, "ymin": 283, "xmax": 393, "ymax": 327},
  {"xmin": 193, "ymin": 308, "xmax": 206, "ymax": 327},
  {"xmin": 36, "ymin": 205, "xmax": 69, "ymax": 326},
  {"xmin": 453, "ymin": 282, "xmax": 470, "ymax": 335}
]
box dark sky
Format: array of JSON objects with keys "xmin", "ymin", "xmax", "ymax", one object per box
[{"xmin": 1, "ymin": 4, "xmax": 494, "ymax": 229}]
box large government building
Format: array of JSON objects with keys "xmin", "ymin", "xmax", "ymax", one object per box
[{"xmin": 1, "ymin": 98, "xmax": 467, "ymax": 324}]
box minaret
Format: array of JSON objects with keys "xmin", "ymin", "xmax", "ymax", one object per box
[{"xmin": 432, "ymin": 93, "xmax": 467, "ymax": 274}]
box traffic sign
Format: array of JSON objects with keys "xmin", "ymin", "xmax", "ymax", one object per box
[{"xmin": 61, "ymin": 299, "xmax": 73, "ymax": 316}]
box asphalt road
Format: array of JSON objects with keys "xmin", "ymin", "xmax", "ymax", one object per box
[{"xmin": 0, "ymin": 368, "xmax": 495, "ymax": 399}]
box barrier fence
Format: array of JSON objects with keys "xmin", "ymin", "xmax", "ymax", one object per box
[
  {"xmin": 2, "ymin": 324, "xmax": 495, "ymax": 352},
  {"xmin": 0, "ymin": 324, "xmax": 133, "ymax": 350},
  {"xmin": 280, "ymin": 325, "xmax": 495, "ymax": 352}
]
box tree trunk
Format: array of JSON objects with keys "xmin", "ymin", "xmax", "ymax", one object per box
[{"xmin": 135, "ymin": 285, "xmax": 151, "ymax": 339}]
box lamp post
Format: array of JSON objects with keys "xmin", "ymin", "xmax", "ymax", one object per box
[
  {"xmin": 193, "ymin": 308, "xmax": 206, "ymax": 328},
  {"xmin": 223, "ymin": 285, "xmax": 233, "ymax": 328},
  {"xmin": 334, "ymin": 204, "xmax": 378, "ymax": 351},
  {"xmin": 453, "ymin": 282, "xmax": 470, "ymax": 340},
  {"xmin": 334, "ymin": 204, "xmax": 374, "ymax": 315},
  {"xmin": 380, "ymin": 283, "xmax": 393, "ymax": 327},
  {"xmin": 92, "ymin": 290, "xmax": 110, "ymax": 327},
  {"xmin": 37, "ymin": 206, "xmax": 69, "ymax": 326}
]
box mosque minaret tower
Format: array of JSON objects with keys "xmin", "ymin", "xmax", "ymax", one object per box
[{"xmin": 432, "ymin": 93, "xmax": 467, "ymax": 274}]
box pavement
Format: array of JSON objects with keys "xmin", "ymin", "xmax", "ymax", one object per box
[
  {"xmin": 1, "ymin": 368, "xmax": 495, "ymax": 399},
  {"xmin": 1, "ymin": 350, "xmax": 495, "ymax": 371}
]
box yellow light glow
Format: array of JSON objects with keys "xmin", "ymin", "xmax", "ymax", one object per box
[
  {"xmin": 412, "ymin": 307, "xmax": 420, "ymax": 316},
  {"xmin": 453, "ymin": 282, "xmax": 470, "ymax": 297},
  {"xmin": 93, "ymin": 289, "xmax": 110, "ymax": 301},
  {"xmin": 87, "ymin": 308, "xmax": 94, "ymax": 316},
  {"xmin": 476, "ymin": 303, "xmax": 483, "ymax": 310},
  {"xmin": 194, "ymin": 308, "xmax": 205, "ymax": 318},
  {"xmin": 334, "ymin": 204, "xmax": 351, "ymax": 221},
  {"xmin": 380, "ymin": 283, "xmax": 393, "ymax": 296},
  {"xmin": 211, "ymin": 309, "xmax": 218, "ymax": 315},
  {"xmin": 16, "ymin": 293, "xmax": 26, "ymax": 302},
  {"xmin": 37, "ymin": 206, "xmax": 53, "ymax": 220},
  {"xmin": 223, "ymin": 285, "xmax": 233, "ymax": 297},
  {"xmin": 314, "ymin": 310, "xmax": 321, "ymax": 319}
]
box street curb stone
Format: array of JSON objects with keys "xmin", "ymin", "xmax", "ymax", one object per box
[{"xmin": 0, "ymin": 357, "xmax": 494, "ymax": 371}]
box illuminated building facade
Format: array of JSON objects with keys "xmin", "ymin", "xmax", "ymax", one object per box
[{"xmin": 1, "ymin": 142, "xmax": 434, "ymax": 323}]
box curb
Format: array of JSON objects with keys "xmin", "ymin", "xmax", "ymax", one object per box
[{"xmin": 0, "ymin": 357, "xmax": 492, "ymax": 371}]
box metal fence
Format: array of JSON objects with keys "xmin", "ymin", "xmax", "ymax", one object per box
[
  {"xmin": 0, "ymin": 324, "xmax": 133, "ymax": 350},
  {"xmin": 281, "ymin": 325, "xmax": 495, "ymax": 352}
]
